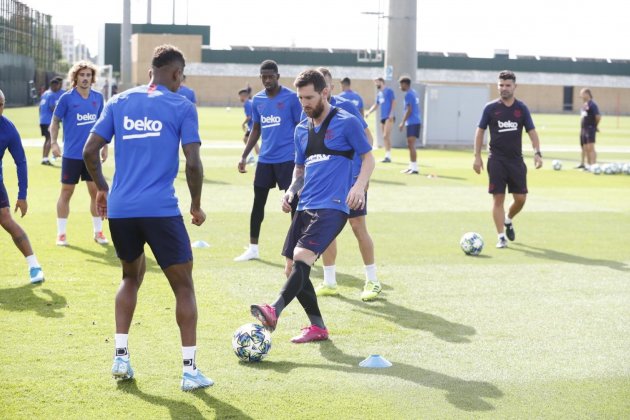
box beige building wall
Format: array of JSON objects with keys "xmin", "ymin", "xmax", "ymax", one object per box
[{"xmin": 131, "ymin": 34, "xmax": 202, "ymax": 85}]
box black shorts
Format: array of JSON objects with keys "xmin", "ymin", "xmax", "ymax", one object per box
[
  {"xmin": 380, "ymin": 116, "xmax": 395, "ymax": 125},
  {"xmin": 580, "ymin": 126, "xmax": 596, "ymax": 145},
  {"xmin": 109, "ymin": 216, "xmax": 192, "ymax": 270},
  {"xmin": 40, "ymin": 124, "xmax": 50, "ymax": 137},
  {"xmin": 487, "ymin": 157, "xmax": 528, "ymax": 195},
  {"xmin": 406, "ymin": 124, "xmax": 421, "ymax": 138},
  {"xmin": 282, "ymin": 209, "xmax": 348, "ymax": 258},
  {"xmin": 254, "ymin": 161, "xmax": 294, "ymax": 190},
  {"xmin": 349, "ymin": 191, "xmax": 368, "ymax": 218},
  {"xmin": 0, "ymin": 181, "xmax": 9, "ymax": 209},
  {"xmin": 61, "ymin": 157, "xmax": 93, "ymax": 184}
]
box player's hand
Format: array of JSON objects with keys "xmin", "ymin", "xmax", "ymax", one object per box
[
  {"xmin": 473, "ymin": 156, "xmax": 483, "ymax": 174},
  {"xmin": 346, "ymin": 185, "xmax": 365, "ymax": 210},
  {"xmin": 237, "ymin": 158, "xmax": 247, "ymax": 173},
  {"xmin": 190, "ymin": 206, "xmax": 206, "ymax": 226},
  {"xmin": 534, "ymin": 155, "xmax": 543, "ymax": 169},
  {"xmin": 398, "ymin": 122, "xmax": 404, "ymax": 132},
  {"xmin": 281, "ymin": 191, "xmax": 295, "ymax": 213},
  {"xmin": 100, "ymin": 147, "xmax": 108, "ymax": 163},
  {"xmin": 14, "ymin": 199, "xmax": 27, "ymax": 217},
  {"xmin": 51, "ymin": 143, "xmax": 61, "ymax": 158},
  {"xmin": 95, "ymin": 190, "xmax": 108, "ymax": 219}
]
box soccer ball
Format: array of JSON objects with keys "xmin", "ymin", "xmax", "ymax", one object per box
[
  {"xmin": 603, "ymin": 164, "xmax": 613, "ymax": 175},
  {"xmin": 622, "ymin": 163, "xmax": 630, "ymax": 175},
  {"xmin": 232, "ymin": 323, "xmax": 271, "ymax": 362},
  {"xmin": 551, "ymin": 159, "xmax": 562, "ymax": 171},
  {"xmin": 460, "ymin": 232, "xmax": 484, "ymax": 256},
  {"xmin": 591, "ymin": 164, "xmax": 601, "ymax": 175}
]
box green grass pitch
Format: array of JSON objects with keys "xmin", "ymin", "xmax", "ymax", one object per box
[{"xmin": 1, "ymin": 105, "xmax": 629, "ymax": 418}]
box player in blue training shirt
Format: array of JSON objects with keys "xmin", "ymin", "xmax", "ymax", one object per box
[
  {"xmin": 50, "ymin": 61, "xmax": 108, "ymax": 246},
  {"xmin": 38, "ymin": 77, "xmax": 64, "ymax": 166},
  {"xmin": 238, "ymin": 87, "xmax": 259, "ymax": 164},
  {"xmin": 84, "ymin": 44, "xmax": 212, "ymax": 391},
  {"xmin": 177, "ymin": 75, "xmax": 197, "ymax": 105},
  {"xmin": 0, "ymin": 89, "xmax": 45, "ymax": 284},
  {"xmin": 250, "ymin": 69, "xmax": 375, "ymax": 344},
  {"xmin": 339, "ymin": 77, "xmax": 364, "ymax": 115},
  {"xmin": 577, "ymin": 88, "xmax": 601, "ymax": 170},
  {"xmin": 314, "ymin": 68, "xmax": 383, "ymax": 302},
  {"xmin": 235, "ymin": 60, "xmax": 303, "ymax": 262},
  {"xmin": 398, "ymin": 76, "xmax": 422, "ymax": 174},
  {"xmin": 473, "ymin": 70, "xmax": 543, "ymax": 249},
  {"xmin": 365, "ymin": 77, "xmax": 396, "ymax": 162}
]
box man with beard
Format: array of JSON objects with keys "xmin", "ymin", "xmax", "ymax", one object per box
[
  {"xmin": 250, "ymin": 69, "xmax": 375, "ymax": 344},
  {"xmin": 235, "ymin": 60, "xmax": 302, "ymax": 261},
  {"xmin": 473, "ymin": 70, "xmax": 543, "ymax": 249}
]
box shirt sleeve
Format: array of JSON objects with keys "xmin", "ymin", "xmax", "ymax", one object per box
[
  {"xmin": 91, "ymin": 100, "xmax": 115, "ymax": 143},
  {"xmin": 291, "ymin": 93, "xmax": 303, "ymax": 125},
  {"xmin": 345, "ymin": 116, "xmax": 371, "ymax": 156},
  {"xmin": 8, "ymin": 126, "xmax": 28, "ymax": 199},
  {"xmin": 478, "ymin": 104, "xmax": 491, "ymax": 129},
  {"xmin": 181, "ymin": 102, "xmax": 201, "ymax": 145},
  {"xmin": 252, "ymin": 97, "xmax": 261, "ymax": 124},
  {"xmin": 294, "ymin": 126, "xmax": 306, "ymax": 165},
  {"xmin": 53, "ymin": 92, "xmax": 68, "ymax": 120},
  {"xmin": 522, "ymin": 104, "xmax": 536, "ymax": 132}
]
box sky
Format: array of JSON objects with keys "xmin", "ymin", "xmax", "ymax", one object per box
[{"xmin": 23, "ymin": 0, "xmax": 630, "ymax": 60}]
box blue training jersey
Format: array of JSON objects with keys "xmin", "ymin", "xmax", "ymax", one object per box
[
  {"xmin": 252, "ymin": 86, "xmax": 302, "ymax": 164},
  {"xmin": 338, "ymin": 90, "xmax": 364, "ymax": 111},
  {"xmin": 294, "ymin": 107, "xmax": 371, "ymax": 214},
  {"xmin": 91, "ymin": 84, "xmax": 201, "ymax": 218},
  {"xmin": 377, "ymin": 87, "xmax": 395, "ymax": 119},
  {"xmin": 0, "ymin": 116, "xmax": 28, "ymax": 199},
  {"xmin": 39, "ymin": 89, "xmax": 62, "ymax": 124},
  {"xmin": 54, "ymin": 88, "xmax": 104, "ymax": 159},
  {"xmin": 331, "ymin": 96, "xmax": 369, "ymax": 180},
  {"xmin": 178, "ymin": 85, "xmax": 197, "ymax": 104},
  {"xmin": 478, "ymin": 98, "xmax": 535, "ymax": 160},
  {"xmin": 404, "ymin": 89, "xmax": 422, "ymax": 126},
  {"xmin": 244, "ymin": 99, "xmax": 253, "ymax": 131}
]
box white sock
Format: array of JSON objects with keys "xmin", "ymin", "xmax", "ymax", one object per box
[
  {"xmin": 410, "ymin": 161, "xmax": 418, "ymax": 171},
  {"xmin": 26, "ymin": 254, "xmax": 40, "ymax": 269},
  {"xmin": 42, "ymin": 157, "xmax": 49, "ymax": 163},
  {"xmin": 504, "ymin": 216, "xmax": 512, "ymax": 225},
  {"xmin": 323, "ymin": 265, "xmax": 337, "ymax": 287},
  {"xmin": 498, "ymin": 233, "xmax": 507, "ymax": 240},
  {"xmin": 249, "ymin": 244, "xmax": 259, "ymax": 252},
  {"xmin": 57, "ymin": 218, "xmax": 68, "ymax": 236},
  {"xmin": 182, "ymin": 346, "xmax": 197, "ymax": 374},
  {"xmin": 365, "ymin": 264, "xmax": 378, "ymax": 283},
  {"xmin": 385, "ymin": 151, "xmax": 391, "ymax": 159},
  {"xmin": 115, "ymin": 333, "xmax": 129, "ymax": 360},
  {"xmin": 92, "ymin": 217, "xmax": 103, "ymax": 233}
]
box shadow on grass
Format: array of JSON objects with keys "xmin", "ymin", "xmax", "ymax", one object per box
[
  {"xmin": 513, "ymin": 243, "xmax": 629, "ymax": 272},
  {"xmin": 0, "ymin": 284, "xmax": 66, "ymax": 318},
  {"xmin": 245, "ymin": 341, "xmax": 502, "ymax": 412},
  {"xmin": 66, "ymin": 245, "xmax": 162, "ymax": 274},
  {"xmin": 309, "ymin": 270, "xmax": 393, "ymax": 292},
  {"xmin": 335, "ymin": 294, "xmax": 476, "ymax": 343},
  {"xmin": 369, "ymin": 178, "xmax": 405, "ymax": 186},
  {"xmin": 251, "ymin": 258, "xmax": 285, "ymax": 269},
  {"xmin": 117, "ymin": 379, "xmax": 253, "ymax": 419}
]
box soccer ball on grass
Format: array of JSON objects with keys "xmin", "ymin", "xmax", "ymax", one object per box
[
  {"xmin": 460, "ymin": 232, "xmax": 484, "ymax": 256},
  {"xmin": 551, "ymin": 160, "xmax": 562, "ymax": 171},
  {"xmin": 232, "ymin": 323, "xmax": 272, "ymax": 362}
]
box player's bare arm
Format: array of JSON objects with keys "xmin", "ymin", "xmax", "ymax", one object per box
[
  {"xmin": 183, "ymin": 142, "xmax": 205, "ymax": 226},
  {"xmin": 348, "ymin": 151, "xmax": 375, "ymax": 210},
  {"xmin": 527, "ymin": 129, "xmax": 543, "ymax": 169},
  {"xmin": 83, "ymin": 133, "xmax": 110, "ymax": 218},
  {"xmin": 282, "ymin": 164, "xmax": 304, "ymax": 213},
  {"xmin": 238, "ymin": 122, "xmax": 261, "ymax": 173},
  {"xmin": 49, "ymin": 116, "xmax": 62, "ymax": 158},
  {"xmin": 473, "ymin": 127, "xmax": 485, "ymax": 174}
]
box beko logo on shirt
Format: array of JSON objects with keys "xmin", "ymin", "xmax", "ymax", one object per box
[
  {"xmin": 76, "ymin": 113, "xmax": 97, "ymax": 126},
  {"xmin": 497, "ymin": 120, "xmax": 518, "ymax": 132},
  {"xmin": 261, "ymin": 115, "xmax": 281, "ymax": 127},
  {"xmin": 122, "ymin": 116, "xmax": 163, "ymax": 140}
]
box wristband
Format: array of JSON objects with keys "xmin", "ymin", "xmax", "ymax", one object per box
[{"xmin": 534, "ymin": 151, "xmax": 542, "ymax": 158}]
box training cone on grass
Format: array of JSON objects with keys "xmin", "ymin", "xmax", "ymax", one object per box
[
  {"xmin": 191, "ymin": 240, "xmax": 210, "ymax": 248},
  {"xmin": 359, "ymin": 354, "xmax": 392, "ymax": 368}
]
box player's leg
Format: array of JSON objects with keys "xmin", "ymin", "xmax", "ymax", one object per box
[
  {"xmin": 41, "ymin": 125, "xmax": 52, "ymax": 165},
  {"xmin": 350, "ymin": 215, "xmax": 382, "ymax": 301},
  {"xmin": 86, "ymin": 180, "xmax": 108, "ymax": 244},
  {"xmin": 317, "ymin": 240, "xmax": 339, "ymax": 296},
  {"xmin": 0, "ymin": 203, "xmax": 44, "ymax": 284},
  {"xmin": 504, "ymin": 159, "xmax": 528, "ymax": 242},
  {"xmin": 382, "ymin": 119, "xmax": 393, "ymax": 162},
  {"xmin": 492, "ymin": 193, "xmax": 508, "ymax": 248}
]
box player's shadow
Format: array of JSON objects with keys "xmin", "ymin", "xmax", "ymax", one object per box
[
  {"xmin": 117, "ymin": 379, "xmax": 253, "ymax": 419},
  {"xmin": 252, "ymin": 258, "xmax": 285, "ymax": 269},
  {"xmin": 310, "ymin": 270, "xmax": 394, "ymax": 292},
  {"xmin": 335, "ymin": 294, "xmax": 476, "ymax": 343},
  {"xmin": 0, "ymin": 284, "xmax": 66, "ymax": 318},
  {"xmin": 369, "ymin": 178, "xmax": 405, "ymax": 186},
  {"xmin": 66, "ymin": 245, "xmax": 163, "ymax": 274},
  {"xmin": 512, "ymin": 243, "xmax": 629, "ymax": 272},
  {"xmin": 246, "ymin": 341, "xmax": 502, "ymax": 412}
]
